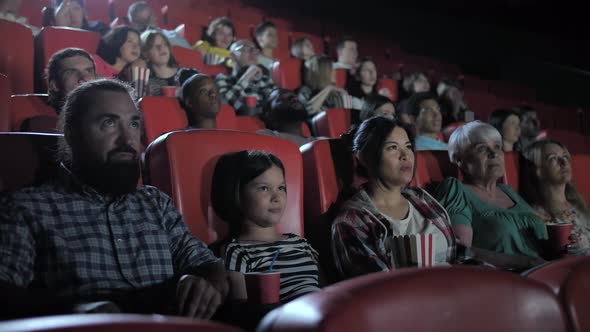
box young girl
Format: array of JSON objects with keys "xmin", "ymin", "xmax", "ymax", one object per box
[
  {"xmin": 140, "ymin": 29, "xmax": 180, "ymax": 96},
  {"xmin": 211, "ymin": 150, "xmax": 320, "ymax": 302}
]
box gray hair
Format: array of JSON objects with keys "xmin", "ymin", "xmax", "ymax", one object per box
[
  {"xmin": 402, "ymin": 72, "xmax": 426, "ymax": 93},
  {"xmin": 447, "ymin": 121, "xmax": 502, "ymax": 164}
]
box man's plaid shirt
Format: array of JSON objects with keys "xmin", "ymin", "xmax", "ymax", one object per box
[
  {"xmin": 214, "ymin": 73, "xmax": 276, "ymax": 114},
  {"xmin": 0, "ymin": 166, "xmax": 219, "ymax": 300}
]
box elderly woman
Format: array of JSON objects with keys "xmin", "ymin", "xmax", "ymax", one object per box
[
  {"xmin": 435, "ymin": 121, "xmax": 547, "ymax": 265},
  {"xmin": 489, "ymin": 108, "xmax": 521, "ymax": 152},
  {"xmin": 520, "ymin": 140, "xmax": 590, "ymax": 255},
  {"xmin": 331, "ymin": 116, "xmax": 457, "ymax": 279}
]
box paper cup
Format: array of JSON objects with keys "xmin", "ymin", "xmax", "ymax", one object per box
[
  {"xmin": 245, "ymin": 272, "xmax": 280, "ymax": 304},
  {"xmin": 161, "ymin": 86, "xmax": 176, "ymax": 97},
  {"xmin": 546, "ymin": 223, "xmax": 573, "ymax": 258},
  {"xmin": 244, "ymin": 95, "xmax": 258, "ymax": 108},
  {"xmin": 389, "ymin": 233, "xmax": 434, "ymax": 268}
]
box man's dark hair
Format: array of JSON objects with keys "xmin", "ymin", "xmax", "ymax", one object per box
[
  {"xmin": 407, "ymin": 92, "xmax": 437, "ymax": 118},
  {"xmin": 360, "ymin": 95, "xmax": 395, "ymax": 121},
  {"xmin": 489, "ymin": 108, "xmax": 520, "ymax": 135},
  {"xmin": 57, "ymin": 78, "xmax": 136, "ymax": 164},
  {"xmin": 206, "ymin": 16, "xmax": 236, "ymax": 46},
  {"xmin": 46, "ymin": 48, "xmax": 96, "ymax": 111},
  {"xmin": 96, "ymin": 26, "xmax": 140, "ymax": 65},
  {"xmin": 211, "ymin": 150, "xmax": 285, "ymax": 237},
  {"xmin": 352, "ymin": 116, "xmax": 415, "ymax": 182},
  {"xmin": 336, "ymin": 36, "xmax": 356, "ymax": 52},
  {"xmin": 255, "ymin": 21, "xmax": 276, "ymax": 38}
]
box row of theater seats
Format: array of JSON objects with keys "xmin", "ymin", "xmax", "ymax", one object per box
[{"xmin": 1, "ymin": 258, "xmax": 588, "ymax": 331}]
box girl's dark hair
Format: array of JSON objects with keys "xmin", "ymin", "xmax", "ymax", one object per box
[
  {"xmin": 206, "ymin": 16, "xmax": 236, "ymax": 47},
  {"xmin": 352, "ymin": 116, "xmax": 415, "ymax": 184},
  {"xmin": 96, "ymin": 26, "xmax": 140, "ymax": 65},
  {"xmin": 360, "ymin": 95, "xmax": 394, "ymax": 121},
  {"xmin": 489, "ymin": 108, "xmax": 520, "ymax": 135},
  {"xmin": 211, "ymin": 150, "xmax": 286, "ymax": 236}
]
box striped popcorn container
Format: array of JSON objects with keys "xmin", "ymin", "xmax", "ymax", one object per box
[
  {"xmin": 388, "ymin": 233, "xmax": 434, "ymax": 268},
  {"xmin": 132, "ymin": 66, "xmax": 150, "ymax": 99}
]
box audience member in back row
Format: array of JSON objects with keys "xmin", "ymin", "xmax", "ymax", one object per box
[
  {"xmin": 211, "ymin": 150, "xmax": 320, "ymax": 302},
  {"xmin": 53, "ymin": 0, "xmax": 109, "ymax": 35},
  {"xmin": 333, "ymin": 37, "xmax": 358, "ymax": 74},
  {"xmin": 127, "ymin": 1, "xmax": 191, "ymax": 49},
  {"xmin": 407, "ymin": 92, "xmax": 448, "ymax": 151},
  {"xmin": 515, "ymin": 105, "xmax": 541, "ymax": 151},
  {"xmin": 520, "ymin": 140, "xmax": 590, "ymax": 255},
  {"xmin": 398, "ymin": 72, "xmax": 431, "ymax": 123},
  {"xmin": 255, "ymin": 21, "xmax": 279, "ymax": 71},
  {"xmin": 140, "ymin": 29, "xmax": 180, "ymax": 96},
  {"xmin": 357, "ymin": 94, "xmax": 396, "ymax": 123},
  {"xmin": 0, "ymin": 79, "xmax": 228, "ymax": 319},
  {"xmin": 437, "ymin": 78, "xmax": 469, "ymax": 127},
  {"xmin": 331, "ymin": 116, "xmax": 457, "ymax": 279},
  {"xmin": 346, "ymin": 58, "xmax": 378, "ymax": 100},
  {"xmin": 489, "ymin": 108, "xmax": 521, "ymax": 152},
  {"xmin": 290, "ymin": 37, "xmax": 315, "ymax": 61},
  {"xmin": 0, "ymin": 0, "xmax": 40, "ymax": 34},
  {"xmin": 96, "ymin": 26, "xmax": 142, "ymax": 78},
  {"xmin": 298, "ymin": 55, "xmax": 364, "ymax": 115},
  {"xmin": 258, "ymin": 88, "xmax": 320, "ymax": 147},
  {"xmin": 193, "ymin": 16, "xmax": 236, "ymax": 66},
  {"xmin": 435, "ymin": 121, "xmax": 547, "ymax": 269},
  {"xmin": 177, "ymin": 69, "xmax": 220, "ymax": 129},
  {"xmin": 215, "ymin": 39, "xmax": 276, "ymax": 116},
  {"xmin": 46, "ymin": 48, "xmax": 97, "ymax": 113}
]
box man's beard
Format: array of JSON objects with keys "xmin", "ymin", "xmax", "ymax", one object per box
[{"xmin": 74, "ymin": 146, "xmax": 140, "ymax": 196}]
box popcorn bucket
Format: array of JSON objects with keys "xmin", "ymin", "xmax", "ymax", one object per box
[
  {"xmin": 132, "ymin": 66, "xmax": 151, "ymax": 98},
  {"xmin": 389, "ymin": 233, "xmax": 434, "ymax": 268}
]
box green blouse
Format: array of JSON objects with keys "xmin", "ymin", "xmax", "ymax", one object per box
[{"xmin": 435, "ymin": 177, "xmax": 547, "ymax": 257}]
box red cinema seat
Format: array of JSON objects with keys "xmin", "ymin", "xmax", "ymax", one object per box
[
  {"xmin": 271, "ymin": 58, "xmax": 302, "ymax": 91},
  {"xmin": 544, "ymin": 129, "xmax": 590, "ymax": 154},
  {"xmin": 233, "ymin": 21, "xmax": 254, "ymax": 40},
  {"xmin": 572, "ymin": 154, "xmax": 590, "ymax": 204},
  {"xmin": 0, "ymin": 74, "xmax": 10, "ymax": 132},
  {"xmin": 36, "ymin": 27, "xmax": 101, "ymax": 89},
  {"xmin": 377, "ymin": 78, "xmax": 398, "ymax": 102},
  {"xmin": 171, "ymin": 45, "xmax": 204, "ymax": 69},
  {"xmin": 19, "ymin": 0, "xmax": 52, "ymax": 27},
  {"xmin": 21, "ymin": 115, "xmax": 59, "ymax": 133},
  {"xmin": 413, "ymin": 150, "xmax": 459, "ymax": 193},
  {"xmin": 84, "ymin": 0, "xmax": 110, "ymax": 23},
  {"xmin": 234, "ymin": 116, "xmax": 265, "ymax": 132},
  {"xmin": 215, "ymin": 103, "xmax": 237, "ymax": 130},
  {"xmin": 229, "ymin": 5, "xmax": 264, "ymax": 25},
  {"xmin": 311, "ymin": 108, "xmax": 351, "ymax": 139},
  {"xmin": 0, "ymin": 20, "xmax": 35, "ymax": 94},
  {"xmin": 502, "ymin": 151, "xmax": 519, "ymax": 191},
  {"xmin": 463, "ymin": 90, "xmax": 498, "ymax": 121},
  {"xmin": 258, "ymin": 267, "xmax": 568, "ymax": 332},
  {"xmin": 0, "ymin": 314, "xmax": 243, "ymax": 332},
  {"xmin": 333, "ymin": 68, "xmax": 347, "ymax": 89},
  {"xmin": 144, "ymin": 130, "xmax": 304, "ymax": 244},
  {"xmin": 0, "ymin": 132, "xmax": 61, "ymax": 193},
  {"xmin": 140, "ymin": 96, "xmax": 187, "ymax": 145},
  {"xmin": 523, "ymin": 255, "xmax": 590, "ymax": 295},
  {"xmin": 199, "ymin": 64, "xmax": 228, "ymax": 77},
  {"xmin": 10, "ymin": 94, "xmax": 56, "ymax": 131},
  {"xmin": 301, "ymin": 122, "xmax": 311, "ymax": 137},
  {"xmin": 563, "ymin": 262, "xmax": 590, "ymax": 332},
  {"xmin": 172, "ymin": 22, "xmax": 203, "ymax": 46},
  {"xmin": 442, "ymin": 122, "xmax": 465, "ymax": 142}
]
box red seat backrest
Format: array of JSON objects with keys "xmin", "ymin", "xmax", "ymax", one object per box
[
  {"xmin": 563, "ymin": 262, "xmax": 590, "ymax": 332},
  {"xmin": 301, "ymin": 122, "xmax": 312, "ymax": 137},
  {"xmin": 36, "ymin": 27, "xmax": 102, "ymax": 90},
  {"xmin": 523, "ymin": 255, "xmax": 590, "ymax": 295},
  {"xmin": 19, "ymin": 0, "xmax": 52, "ymax": 27},
  {"xmin": 271, "ymin": 58, "xmax": 302, "ymax": 91},
  {"xmin": 84, "ymin": 0, "xmax": 111, "ymax": 23},
  {"xmin": 215, "ymin": 103, "xmax": 236, "ymax": 130},
  {"xmin": 376, "ymin": 78, "xmax": 398, "ymax": 102},
  {"xmin": 572, "ymin": 154, "xmax": 590, "ymax": 204},
  {"xmin": 502, "ymin": 151, "xmax": 519, "ymax": 191},
  {"xmin": 171, "ymin": 45, "xmax": 204, "ymax": 69},
  {"xmin": 311, "ymin": 108, "xmax": 351, "ymax": 139},
  {"xmin": 234, "ymin": 116, "xmax": 266, "ymax": 133},
  {"xmin": 333, "ymin": 68, "xmax": 347, "ymax": 88},
  {"xmin": 259, "ymin": 267, "xmax": 568, "ymax": 332},
  {"xmin": 0, "ymin": 74, "xmax": 10, "ymax": 132},
  {"xmin": 544, "ymin": 129, "xmax": 590, "ymax": 154},
  {"xmin": 144, "ymin": 130, "xmax": 304, "ymax": 244},
  {"xmin": 0, "ymin": 313, "xmax": 243, "ymax": 332},
  {"xmin": 172, "ymin": 23, "xmax": 202, "ymax": 46},
  {"xmin": 10, "ymin": 94, "xmax": 56, "ymax": 131},
  {"xmin": 140, "ymin": 96, "xmax": 187, "ymax": 145},
  {"xmin": 0, "ymin": 20, "xmax": 35, "ymax": 94},
  {"xmin": 413, "ymin": 150, "xmax": 458, "ymax": 193},
  {"xmin": 0, "ymin": 132, "xmax": 61, "ymax": 193},
  {"xmin": 442, "ymin": 122, "xmax": 465, "ymax": 142}
]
